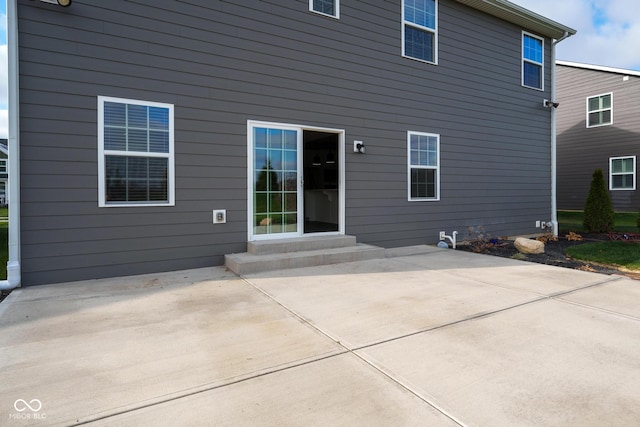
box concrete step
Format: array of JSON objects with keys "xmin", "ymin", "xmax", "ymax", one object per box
[
  {"xmin": 248, "ymin": 235, "xmax": 357, "ymax": 255},
  {"xmin": 225, "ymin": 243, "xmax": 385, "ymax": 275}
]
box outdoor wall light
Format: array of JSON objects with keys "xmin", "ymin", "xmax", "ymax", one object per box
[
  {"xmin": 354, "ymin": 140, "xmax": 366, "ymax": 154},
  {"xmin": 32, "ymin": 0, "xmax": 72, "ymax": 7},
  {"xmin": 543, "ymin": 99, "xmax": 559, "ymax": 109}
]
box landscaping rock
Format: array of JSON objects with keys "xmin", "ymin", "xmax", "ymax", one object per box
[{"xmin": 514, "ymin": 237, "xmax": 545, "ymax": 254}]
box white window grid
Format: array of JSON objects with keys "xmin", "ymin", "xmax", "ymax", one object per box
[
  {"xmin": 522, "ymin": 31, "xmax": 544, "ymax": 91},
  {"xmin": 97, "ymin": 96, "xmax": 175, "ymax": 207},
  {"xmin": 309, "ymin": 0, "xmax": 339, "ymax": 19},
  {"xmin": 402, "ymin": 0, "xmax": 438, "ymax": 65},
  {"xmin": 609, "ymin": 156, "xmax": 636, "ymax": 191},
  {"xmin": 587, "ymin": 92, "xmax": 613, "ymax": 128},
  {"xmin": 407, "ymin": 131, "xmax": 440, "ymax": 201}
]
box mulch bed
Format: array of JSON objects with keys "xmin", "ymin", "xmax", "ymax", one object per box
[{"xmin": 457, "ymin": 233, "xmax": 639, "ymax": 279}]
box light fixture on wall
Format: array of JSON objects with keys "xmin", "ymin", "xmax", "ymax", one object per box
[
  {"xmin": 354, "ymin": 140, "xmax": 366, "ymax": 154},
  {"xmin": 543, "ymin": 99, "xmax": 559, "ymax": 109},
  {"xmin": 32, "ymin": 0, "xmax": 72, "ymax": 7}
]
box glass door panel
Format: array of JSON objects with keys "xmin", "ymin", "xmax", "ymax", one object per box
[{"xmin": 253, "ymin": 127, "xmax": 299, "ymax": 237}]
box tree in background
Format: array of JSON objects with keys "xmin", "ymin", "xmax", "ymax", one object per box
[{"xmin": 583, "ymin": 169, "xmax": 614, "ymax": 233}]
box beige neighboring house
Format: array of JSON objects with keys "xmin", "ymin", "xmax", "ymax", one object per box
[{"xmin": 556, "ymin": 61, "xmax": 640, "ymax": 211}]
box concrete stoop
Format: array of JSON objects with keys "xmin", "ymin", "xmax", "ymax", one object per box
[{"xmin": 225, "ymin": 235, "xmax": 386, "ymax": 275}]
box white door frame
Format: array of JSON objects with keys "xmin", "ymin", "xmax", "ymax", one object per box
[{"xmin": 247, "ymin": 120, "xmax": 345, "ymax": 241}]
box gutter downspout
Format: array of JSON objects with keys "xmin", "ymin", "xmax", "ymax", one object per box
[
  {"xmin": 1, "ymin": 0, "xmax": 21, "ymax": 290},
  {"xmin": 550, "ymin": 31, "xmax": 571, "ymax": 237}
]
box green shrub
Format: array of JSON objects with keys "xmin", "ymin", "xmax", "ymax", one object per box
[{"xmin": 583, "ymin": 169, "xmax": 614, "ymax": 233}]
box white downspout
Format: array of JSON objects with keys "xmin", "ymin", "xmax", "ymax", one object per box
[
  {"xmin": 550, "ymin": 31, "xmax": 571, "ymax": 237},
  {"xmin": 1, "ymin": 0, "xmax": 21, "ymax": 290}
]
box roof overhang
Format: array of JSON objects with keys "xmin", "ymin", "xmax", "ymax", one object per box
[
  {"xmin": 557, "ymin": 60, "xmax": 640, "ymax": 77},
  {"xmin": 454, "ymin": 0, "xmax": 576, "ymax": 40}
]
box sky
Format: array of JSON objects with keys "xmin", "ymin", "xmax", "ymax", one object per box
[
  {"xmin": 511, "ymin": 0, "xmax": 640, "ymax": 71},
  {"xmin": 0, "ymin": 0, "xmax": 639, "ymax": 138}
]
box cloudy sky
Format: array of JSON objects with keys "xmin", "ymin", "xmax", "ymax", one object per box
[
  {"xmin": 511, "ymin": 0, "xmax": 640, "ymax": 70},
  {"xmin": 0, "ymin": 0, "xmax": 639, "ymax": 138}
]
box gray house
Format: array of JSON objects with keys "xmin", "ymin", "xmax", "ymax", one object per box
[
  {"xmin": 7, "ymin": 0, "xmax": 574, "ymax": 286},
  {"xmin": 556, "ymin": 61, "xmax": 640, "ymax": 211}
]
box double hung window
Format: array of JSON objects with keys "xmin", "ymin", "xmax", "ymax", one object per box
[
  {"xmin": 98, "ymin": 96, "xmax": 175, "ymax": 207},
  {"xmin": 403, "ymin": 0, "xmax": 438, "ymax": 64},
  {"xmin": 408, "ymin": 132, "xmax": 440, "ymax": 201},
  {"xmin": 522, "ymin": 32, "xmax": 544, "ymax": 90},
  {"xmin": 610, "ymin": 156, "xmax": 635, "ymax": 190},
  {"xmin": 310, "ymin": 0, "xmax": 339, "ymax": 18},
  {"xmin": 587, "ymin": 93, "xmax": 613, "ymax": 128}
]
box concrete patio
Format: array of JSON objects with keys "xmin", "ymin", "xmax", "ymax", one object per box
[{"xmin": 1, "ymin": 247, "xmax": 639, "ymax": 426}]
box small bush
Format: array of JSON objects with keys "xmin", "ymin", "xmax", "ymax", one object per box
[
  {"xmin": 583, "ymin": 169, "xmax": 614, "ymax": 233},
  {"xmin": 462, "ymin": 226, "xmax": 493, "ymax": 253}
]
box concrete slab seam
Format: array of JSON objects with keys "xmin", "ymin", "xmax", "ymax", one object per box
[
  {"xmin": 244, "ymin": 276, "xmax": 575, "ymax": 426},
  {"xmin": 553, "ymin": 298, "xmax": 640, "ymax": 323},
  {"xmin": 240, "ymin": 277, "xmax": 358, "ymax": 349},
  {"xmin": 72, "ymin": 351, "xmax": 350, "ymax": 426},
  {"xmin": 241, "ymin": 277, "xmax": 468, "ymax": 426},
  {"xmin": 440, "ymin": 264, "xmax": 622, "ymax": 299},
  {"xmin": 546, "ymin": 275, "xmax": 623, "ymax": 298},
  {"xmin": 350, "ymin": 350, "xmax": 468, "ymax": 427}
]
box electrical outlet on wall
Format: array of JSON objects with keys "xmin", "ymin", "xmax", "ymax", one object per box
[{"xmin": 213, "ymin": 210, "xmax": 226, "ymax": 224}]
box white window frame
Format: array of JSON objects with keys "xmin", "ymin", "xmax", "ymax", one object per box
[
  {"xmin": 0, "ymin": 159, "xmax": 7, "ymax": 174},
  {"xmin": 407, "ymin": 131, "xmax": 440, "ymax": 201},
  {"xmin": 402, "ymin": 0, "xmax": 438, "ymax": 65},
  {"xmin": 609, "ymin": 156, "xmax": 636, "ymax": 191},
  {"xmin": 522, "ymin": 31, "xmax": 544, "ymax": 91},
  {"xmin": 587, "ymin": 92, "xmax": 613, "ymax": 128},
  {"xmin": 309, "ymin": 0, "xmax": 339, "ymax": 19},
  {"xmin": 98, "ymin": 96, "xmax": 175, "ymax": 207}
]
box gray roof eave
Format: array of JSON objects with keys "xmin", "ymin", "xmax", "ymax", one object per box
[{"xmin": 454, "ymin": 0, "xmax": 576, "ymax": 40}]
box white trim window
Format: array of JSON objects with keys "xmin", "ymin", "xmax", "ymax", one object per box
[
  {"xmin": 98, "ymin": 96, "xmax": 175, "ymax": 207},
  {"xmin": 587, "ymin": 93, "xmax": 613, "ymax": 128},
  {"xmin": 522, "ymin": 32, "xmax": 544, "ymax": 90},
  {"xmin": 610, "ymin": 156, "xmax": 635, "ymax": 190},
  {"xmin": 310, "ymin": 0, "xmax": 339, "ymax": 18},
  {"xmin": 0, "ymin": 159, "xmax": 7, "ymax": 174},
  {"xmin": 402, "ymin": 0, "xmax": 438, "ymax": 64},
  {"xmin": 408, "ymin": 131, "xmax": 440, "ymax": 201}
]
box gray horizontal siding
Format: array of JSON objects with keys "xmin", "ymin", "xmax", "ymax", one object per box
[
  {"xmin": 19, "ymin": 0, "xmax": 556, "ymax": 285},
  {"xmin": 556, "ymin": 65, "xmax": 640, "ymax": 211}
]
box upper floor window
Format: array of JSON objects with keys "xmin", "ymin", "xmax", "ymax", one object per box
[
  {"xmin": 408, "ymin": 131, "xmax": 440, "ymax": 201},
  {"xmin": 587, "ymin": 93, "xmax": 613, "ymax": 128},
  {"xmin": 522, "ymin": 32, "xmax": 544, "ymax": 90},
  {"xmin": 403, "ymin": 0, "xmax": 438, "ymax": 64},
  {"xmin": 310, "ymin": 0, "xmax": 339, "ymax": 18},
  {"xmin": 610, "ymin": 156, "xmax": 635, "ymax": 190},
  {"xmin": 98, "ymin": 96, "xmax": 175, "ymax": 207}
]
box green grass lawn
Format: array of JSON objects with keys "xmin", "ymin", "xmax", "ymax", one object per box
[
  {"xmin": 558, "ymin": 210, "xmax": 640, "ymax": 271},
  {"xmin": 566, "ymin": 241, "xmax": 640, "ymax": 271},
  {"xmin": 558, "ymin": 210, "xmax": 638, "ymax": 233}
]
